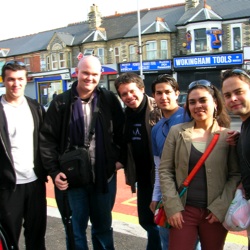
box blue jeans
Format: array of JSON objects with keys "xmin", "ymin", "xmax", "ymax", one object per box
[
  {"xmin": 137, "ymin": 182, "xmax": 162, "ymax": 250},
  {"xmin": 55, "ymin": 174, "xmax": 117, "ymax": 250},
  {"xmin": 159, "ymin": 226, "xmax": 169, "ymax": 249}
]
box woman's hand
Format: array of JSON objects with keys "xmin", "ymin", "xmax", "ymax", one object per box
[
  {"xmin": 168, "ymin": 212, "xmax": 184, "ymax": 229},
  {"xmin": 206, "ymin": 212, "xmax": 219, "ymax": 224}
]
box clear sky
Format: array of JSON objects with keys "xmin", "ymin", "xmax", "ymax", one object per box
[{"xmin": 1, "ymin": 0, "xmax": 185, "ymax": 41}]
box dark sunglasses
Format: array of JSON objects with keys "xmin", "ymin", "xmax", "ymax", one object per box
[
  {"xmin": 4, "ymin": 60, "xmax": 26, "ymax": 67},
  {"xmin": 188, "ymin": 79, "xmax": 212, "ymax": 90},
  {"xmin": 232, "ymin": 69, "xmax": 250, "ymax": 80}
]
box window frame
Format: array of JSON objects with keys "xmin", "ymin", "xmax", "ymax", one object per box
[
  {"xmin": 146, "ymin": 41, "xmax": 157, "ymax": 60},
  {"xmin": 160, "ymin": 40, "xmax": 168, "ymax": 59},
  {"xmin": 194, "ymin": 28, "xmax": 207, "ymax": 52}
]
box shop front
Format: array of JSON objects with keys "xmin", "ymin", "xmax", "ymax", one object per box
[
  {"xmin": 71, "ymin": 63, "xmax": 118, "ymax": 93},
  {"xmin": 173, "ymin": 52, "xmax": 243, "ymax": 91},
  {"xmin": 118, "ymin": 60, "xmax": 172, "ymax": 95},
  {"xmin": 30, "ymin": 68, "xmax": 72, "ymax": 105}
]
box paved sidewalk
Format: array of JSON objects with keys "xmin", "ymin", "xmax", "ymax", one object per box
[{"xmin": 18, "ymin": 206, "xmax": 248, "ymax": 250}]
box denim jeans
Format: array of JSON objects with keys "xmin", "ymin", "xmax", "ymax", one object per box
[
  {"xmin": 137, "ymin": 182, "xmax": 162, "ymax": 250},
  {"xmin": 55, "ymin": 174, "xmax": 117, "ymax": 250},
  {"xmin": 159, "ymin": 226, "xmax": 169, "ymax": 249}
]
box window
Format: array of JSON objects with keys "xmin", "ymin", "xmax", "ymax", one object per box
[
  {"xmin": 194, "ymin": 28, "xmax": 207, "ymax": 52},
  {"xmin": 84, "ymin": 49, "xmax": 94, "ymax": 56},
  {"xmin": 59, "ymin": 52, "xmax": 66, "ymax": 68},
  {"xmin": 97, "ymin": 48, "xmax": 104, "ymax": 64},
  {"xmin": 40, "ymin": 54, "xmax": 46, "ymax": 71},
  {"xmin": 23, "ymin": 58, "xmax": 30, "ymax": 72},
  {"xmin": 160, "ymin": 40, "xmax": 168, "ymax": 59},
  {"xmin": 129, "ymin": 45, "xmax": 136, "ymax": 61},
  {"xmin": 114, "ymin": 47, "xmax": 120, "ymax": 63},
  {"xmin": 146, "ymin": 41, "xmax": 157, "ymax": 60},
  {"xmin": 51, "ymin": 53, "xmax": 58, "ymax": 70},
  {"xmin": 232, "ymin": 27, "xmax": 241, "ymax": 50},
  {"xmin": 46, "ymin": 56, "xmax": 50, "ymax": 70}
]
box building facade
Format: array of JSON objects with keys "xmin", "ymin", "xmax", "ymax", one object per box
[{"xmin": 0, "ymin": 0, "xmax": 250, "ymax": 102}]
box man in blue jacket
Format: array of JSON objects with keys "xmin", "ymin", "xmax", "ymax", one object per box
[
  {"xmin": 0, "ymin": 61, "xmax": 47, "ymax": 250},
  {"xmin": 150, "ymin": 74, "xmax": 190, "ymax": 249}
]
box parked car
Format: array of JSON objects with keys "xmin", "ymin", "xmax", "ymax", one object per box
[{"xmin": 178, "ymin": 92, "xmax": 187, "ymax": 108}]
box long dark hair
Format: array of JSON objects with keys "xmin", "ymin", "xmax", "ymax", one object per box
[{"xmin": 185, "ymin": 84, "xmax": 231, "ymax": 128}]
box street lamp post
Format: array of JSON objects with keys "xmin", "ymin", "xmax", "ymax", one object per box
[{"xmin": 137, "ymin": 0, "xmax": 144, "ymax": 79}]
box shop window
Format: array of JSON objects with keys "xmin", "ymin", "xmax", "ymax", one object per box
[
  {"xmin": 194, "ymin": 28, "xmax": 207, "ymax": 52},
  {"xmin": 146, "ymin": 41, "xmax": 157, "ymax": 60},
  {"xmin": 161, "ymin": 40, "xmax": 168, "ymax": 59}
]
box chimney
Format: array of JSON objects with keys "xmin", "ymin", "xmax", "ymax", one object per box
[
  {"xmin": 185, "ymin": 0, "xmax": 199, "ymax": 11},
  {"xmin": 88, "ymin": 4, "xmax": 102, "ymax": 30}
]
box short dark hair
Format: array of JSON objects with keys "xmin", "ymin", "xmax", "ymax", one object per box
[
  {"xmin": 1, "ymin": 61, "xmax": 28, "ymax": 80},
  {"xmin": 221, "ymin": 68, "xmax": 250, "ymax": 86},
  {"xmin": 151, "ymin": 74, "xmax": 179, "ymax": 93},
  {"xmin": 114, "ymin": 72, "xmax": 144, "ymax": 96}
]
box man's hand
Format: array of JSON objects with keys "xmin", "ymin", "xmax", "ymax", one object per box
[
  {"xmin": 55, "ymin": 173, "xmax": 69, "ymax": 190},
  {"xmin": 115, "ymin": 161, "xmax": 124, "ymax": 171},
  {"xmin": 226, "ymin": 130, "xmax": 240, "ymax": 146},
  {"xmin": 150, "ymin": 201, "xmax": 158, "ymax": 213}
]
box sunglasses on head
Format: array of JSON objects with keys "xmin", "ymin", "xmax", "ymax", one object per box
[
  {"xmin": 188, "ymin": 80, "xmax": 212, "ymax": 90},
  {"xmin": 232, "ymin": 69, "xmax": 250, "ymax": 80},
  {"xmin": 4, "ymin": 61, "xmax": 26, "ymax": 67}
]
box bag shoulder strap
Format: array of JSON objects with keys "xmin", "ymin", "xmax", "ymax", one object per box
[
  {"xmin": 183, "ymin": 132, "xmax": 220, "ymax": 187},
  {"xmin": 85, "ymin": 103, "xmax": 99, "ymax": 147}
]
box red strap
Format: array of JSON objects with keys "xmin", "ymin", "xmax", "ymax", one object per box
[{"xmin": 182, "ymin": 133, "xmax": 220, "ymax": 187}]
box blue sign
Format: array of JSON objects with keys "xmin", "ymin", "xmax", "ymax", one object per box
[
  {"xmin": 120, "ymin": 60, "xmax": 171, "ymax": 72},
  {"xmin": 174, "ymin": 53, "xmax": 243, "ymax": 68}
]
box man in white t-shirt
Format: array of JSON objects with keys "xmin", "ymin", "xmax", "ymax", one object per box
[{"xmin": 0, "ymin": 61, "xmax": 47, "ymax": 250}]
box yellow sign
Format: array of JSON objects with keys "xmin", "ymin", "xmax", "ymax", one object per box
[{"xmin": 0, "ymin": 76, "xmax": 2, "ymax": 83}]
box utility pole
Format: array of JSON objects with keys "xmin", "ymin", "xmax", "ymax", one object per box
[{"xmin": 137, "ymin": 0, "xmax": 144, "ymax": 79}]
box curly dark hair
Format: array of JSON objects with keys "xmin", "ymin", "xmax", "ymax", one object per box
[{"xmin": 114, "ymin": 72, "xmax": 144, "ymax": 96}]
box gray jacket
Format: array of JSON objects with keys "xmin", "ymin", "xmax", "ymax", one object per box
[{"xmin": 159, "ymin": 120, "xmax": 241, "ymax": 222}]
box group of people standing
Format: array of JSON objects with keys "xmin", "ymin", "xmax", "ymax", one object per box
[{"xmin": 0, "ymin": 55, "xmax": 249, "ymax": 250}]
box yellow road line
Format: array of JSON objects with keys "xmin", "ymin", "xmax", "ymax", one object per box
[
  {"xmin": 121, "ymin": 197, "xmax": 137, "ymax": 207},
  {"xmin": 47, "ymin": 197, "xmax": 248, "ymax": 246},
  {"xmin": 226, "ymin": 233, "xmax": 248, "ymax": 246}
]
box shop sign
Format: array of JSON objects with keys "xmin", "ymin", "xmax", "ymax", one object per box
[
  {"xmin": 120, "ymin": 60, "xmax": 171, "ymax": 72},
  {"xmin": 174, "ymin": 53, "xmax": 243, "ymax": 68}
]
